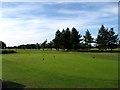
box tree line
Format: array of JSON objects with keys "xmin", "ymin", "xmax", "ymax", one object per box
[
  {"xmin": 1, "ymin": 25, "xmax": 119, "ymax": 51},
  {"xmin": 53, "ymin": 25, "xmax": 119, "ymax": 51}
]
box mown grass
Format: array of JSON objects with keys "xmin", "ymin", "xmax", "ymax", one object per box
[
  {"xmin": 0, "ymin": 54, "xmax": 2, "ymax": 80},
  {"xmin": 2, "ymin": 49, "xmax": 118, "ymax": 88}
]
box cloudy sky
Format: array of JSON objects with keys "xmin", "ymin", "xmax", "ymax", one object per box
[{"xmin": 0, "ymin": 1, "xmax": 118, "ymax": 46}]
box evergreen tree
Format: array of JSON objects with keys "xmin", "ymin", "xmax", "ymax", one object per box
[
  {"xmin": 83, "ymin": 29, "xmax": 93, "ymax": 49},
  {"xmin": 65, "ymin": 28, "xmax": 71, "ymax": 50},
  {"xmin": 71, "ymin": 27, "xmax": 81, "ymax": 50},
  {"xmin": 53, "ymin": 30, "xmax": 61, "ymax": 50},
  {"xmin": 107, "ymin": 28, "xmax": 118, "ymax": 51},
  {"xmin": 59, "ymin": 29, "xmax": 66, "ymax": 50},
  {"xmin": 96, "ymin": 25, "xmax": 109, "ymax": 50}
]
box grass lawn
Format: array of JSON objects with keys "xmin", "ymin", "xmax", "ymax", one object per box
[
  {"xmin": 2, "ymin": 49, "xmax": 118, "ymax": 88},
  {"xmin": 0, "ymin": 54, "xmax": 2, "ymax": 80}
]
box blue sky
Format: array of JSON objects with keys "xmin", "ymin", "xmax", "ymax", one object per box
[{"xmin": 0, "ymin": 1, "xmax": 118, "ymax": 46}]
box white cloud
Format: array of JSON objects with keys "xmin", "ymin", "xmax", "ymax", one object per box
[
  {"xmin": 0, "ymin": 18, "xmax": 49, "ymax": 46},
  {"xmin": 1, "ymin": 3, "xmax": 44, "ymax": 19},
  {"xmin": 0, "ymin": 17, "xmax": 83, "ymax": 46},
  {"xmin": 101, "ymin": 4, "xmax": 118, "ymax": 15},
  {"xmin": 58, "ymin": 3, "xmax": 118, "ymax": 17},
  {"xmin": 1, "ymin": 15, "xmax": 117, "ymax": 46},
  {"xmin": 0, "ymin": 2, "xmax": 118, "ymax": 46}
]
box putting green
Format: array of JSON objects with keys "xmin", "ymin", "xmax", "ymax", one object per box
[{"xmin": 2, "ymin": 49, "xmax": 118, "ymax": 88}]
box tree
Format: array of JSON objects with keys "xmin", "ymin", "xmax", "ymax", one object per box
[
  {"xmin": 96, "ymin": 25, "xmax": 118, "ymax": 51},
  {"xmin": 53, "ymin": 27, "xmax": 82, "ymax": 51},
  {"xmin": 64, "ymin": 28, "xmax": 71, "ymax": 50},
  {"xmin": 70, "ymin": 27, "xmax": 81, "ymax": 50},
  {"xmin": 0, "ymin": 41, "xmax": 6, "ymax": 49},
  {"xmin": 36, "ymin": 43, "xmax": 40, "ymax": 49},
  {"xmin": 21, "ymin": 45, "xmax": 26, "ymax": 49},
  {"xmin": 83, "ymin": 29, "xmax": 93, "ymax": 50},
  {"xmin": 107, "ymin": 28, "xmax": 118, "ymax": 51},
  {"xmin": 41, "ymin": 40, "xmax": 47, "ymax": 51},
  {"xmin": 53, "ymin": 30, "xmax": 61, "ymax": 50},
  {"xmin": 59, "ymin": 29, "xmax": 66, "ymax": 50},
  {"xmin": 47, "ymin": 41, "xmax": 54, "ymax": 50},
  {"xmin": 96, "ymin": 25, "xmax": 109, "ymax": 50}
]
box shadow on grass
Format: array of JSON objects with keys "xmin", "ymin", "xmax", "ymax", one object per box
[
  {"xmin": 2, "ymin": 80, "xmax": 26, "ymax": 90},
  {"xmin": 0, "ymin": 50, "xmax": 17, "ymax": 54}
]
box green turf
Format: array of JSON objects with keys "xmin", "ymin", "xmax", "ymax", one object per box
[
  {"xmin": 0, "ymin": 54, "xmax": 2, "ymax": 79},
  {"xmin": 2, "ymin": 49, "xmax": 118, "ymax": 88}
]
